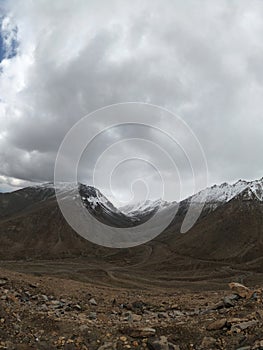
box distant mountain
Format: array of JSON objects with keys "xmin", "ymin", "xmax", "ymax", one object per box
[
  {"xmin": 0, "ymin": 177, "xmax": 263, "ymax": 264},
  {"xmin": 78, "ymin": 183, "xmax": 140, "ymax": 227},
  {"xmin": 190, "ymin": 178, "xmax": 263, "ymax": 211},
  {"xmin": 169, "ymin": 190, "xmax": 263, "ymax": 262},
  {"xmin": 0, "ymin": 184, "xmax": 55, "ymax": 219},
  {"xmin": 0, "ymin": 182, "xmax": 141, "ymax": 228},
  {"xmin": 120, "ymin": 198, "xmax": 176, "ymax": 222}
]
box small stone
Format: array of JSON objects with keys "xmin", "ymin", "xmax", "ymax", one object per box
[
  {"xmin": 223, "ymin": 296, "xmax": 235, "ymax": 308},
  {"xmin": 201, "ymin": 337, "xmax": 217, "ymax": 348},
  {"xmin": 50, "ymin": 300, "xmax": 64, "ymax": 309},
  {"xmin": 228, "ymin": 293, "xmax": 240, "ymax": 301},
  {"xmin": 89, "ymin": 298, "xmax": 97, "ymax": 306},
  {"xmin": 206, "ymin": 318, "xmax": 227, "ymax": 331},
  {"xmin": 3, "ymin": 341, "xmax": 15, "ymax": 350},
  {"xmin": 147, "ymin": 336, "xmax": 169, "ymax": 350},
  {"xmin": 123, "ymin": 327, "xmax": 156, "ymax": 338},
  {"xmin": 79, "ymin": 325, "xmax": 89, "ymax": 332},
  {"xmin": 147, "ymin": 337, "xmax": 180, "ymax": 350},
  {"xmin": 132, "ymin": 301, "xmax": 145, "ymax": 311},
  {"xmin": 169, "ymin": 345, "xmax": 180, "ymax": 350},
  {"xmin": 37, "ymin": 340, "xmax": 52, "ymax": 350},
  {"xmin": 41, "ymin": 294, "xmax": 49, "ymax": 301},
  {"xmin": 228, "ymin": 317, "xmax": 247, "ymax": 323},
  {"xmin": 120, "ymin": 336, "xmax": 127, "ymax": 342},
  {"xmin": 132, "ymin": 313, "xmax": 142, "ymax": 322},
  {"xmin": 98, "ymin": 342, "xmax": 114, "ymax": 350},
  {"xmin": 231, "ymin": 320, "xmax": 257, "ymax": 332},
  {"xmin": 0, "ymin": 278, "xmax": 8, "ymax": 286},
  {"xmin": 13, "ymin": 324, "xmax": 20, "ymax": 331},
  {"xmin": 251, "ymin": 292, "xmax": 259, "ymax": 300},
  {"xmin": 88, "ymin": 312, "xmax": 97, "ymax": 320},
  {"xmin": 252, "ymin": 339, "xmax": 263, "ymax": 349},
  {"xmin": 209, "ymin": 301, "xmax": 225, "ymax": 311},
  {"xmin": 73, "ymin": 304, "xmax": 82, "ymax": 311},
  {"xmin": 172, "ymin": 310, "xmax": 184, "ymax": 317}
]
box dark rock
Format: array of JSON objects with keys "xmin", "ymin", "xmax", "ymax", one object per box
[
  {"xmin": 88, "ymin": 312, "xmax": 97, "ymax": 320},
  {"xmin": 223, "ymin": 296, "xmax": 235, "ymax": 308},
  {"xmin": 132, "ymin": 301, "xmax": 146, "ymax": 311}
]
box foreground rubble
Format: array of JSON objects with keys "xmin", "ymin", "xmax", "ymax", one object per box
[{"xmin": 0, "ymin": 268, "xmax": 263, "ymax": 349}]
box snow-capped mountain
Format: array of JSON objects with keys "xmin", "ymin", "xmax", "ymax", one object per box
[
  {"xmin": 30, "ymin": 182, "xmax": 140, "ymax": 227},
  {"xmin": 1, "ymin": 177, "xmax": 263, "ymax": 228},
  {"xmin": 191, "ymin": 177, "xmax": 263, "ymax": 209},
  {"xmin": 31, "ymin": 183, "xmax": 176, "ymax": 223},
  {"xmin": 1, "ymin": 177, "xmax": 263, "ymax": 261},
  {"xmin": 120, "ymin": 177, "xmax": 263, "ymax": 219},
  {"xmin": 121, "ymin": 198, "xmax": 176, "ymax": 217},
  {"xmin": 78, "ymin": 183, "xmax": 141, "ymax": 227},
  {"xmin": 31, "ymin": 182, "xmax": 126, "ymax": 213}
]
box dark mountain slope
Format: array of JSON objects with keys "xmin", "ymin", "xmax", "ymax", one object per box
[
  {"xmin": 168, "ymin": 188, "xmax": 263, "ymax": 262},
  {"xmin": 0, "ymin": 181, "xmax": 263, "ymax": 268}
]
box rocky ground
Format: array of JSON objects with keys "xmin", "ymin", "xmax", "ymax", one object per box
[{"xmin": 0, "ymin": 268, "xmax": 263, "ymax": 349}]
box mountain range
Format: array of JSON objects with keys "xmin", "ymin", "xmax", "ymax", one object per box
[{"xmin": 0, "ymin": 177, "xmax": 263, "ymax": 277}]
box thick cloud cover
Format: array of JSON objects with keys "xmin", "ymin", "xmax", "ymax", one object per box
[{"xmin": 0, "ymin": 0, "xmax": 263, "ymax": 203}]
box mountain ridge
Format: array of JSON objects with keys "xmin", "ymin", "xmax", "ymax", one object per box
[
  {"xmin": 0, "ymin": 176, "xmax": 263, "ymax": 264},
  {"xmin": 2, "ymin": 176, "xmax": 263, "ymax": 211}
]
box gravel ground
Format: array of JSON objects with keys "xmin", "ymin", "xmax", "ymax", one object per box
[{"xmin": 0, "ymin": 268, "xmax": 263, "ymax": 349}]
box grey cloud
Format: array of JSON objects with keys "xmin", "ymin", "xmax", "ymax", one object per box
[{"xmin": 0, "ymin": 0, "xmax": 263, "ymax": 202}]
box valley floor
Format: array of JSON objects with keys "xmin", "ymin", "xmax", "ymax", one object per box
[
  {"xmin": 1, "ymin": 253, "xmax": 263, "ymax": 291},
  {"xmin": 0, "ymin": 264, "xmax": 263, "ymax": 349}
]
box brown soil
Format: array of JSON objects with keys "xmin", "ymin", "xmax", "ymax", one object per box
[{"xmin": 0, "ymin": 267, "xmax": 263, "ymax": 349}]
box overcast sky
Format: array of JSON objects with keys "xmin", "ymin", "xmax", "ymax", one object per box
[{"xmin": 0, "ymin": 0, "xmax": 263, "ymax": 204}]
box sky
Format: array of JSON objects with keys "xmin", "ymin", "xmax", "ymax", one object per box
[{"xmin": 0, "ymin": 0, "xmax": 263, "ymax": 204}]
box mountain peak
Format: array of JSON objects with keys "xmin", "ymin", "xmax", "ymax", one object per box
[{"xmin": 192, "ymin": 176, "xmax": 263, "ymax": 207}]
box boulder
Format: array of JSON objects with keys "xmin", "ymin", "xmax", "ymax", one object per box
[{"xmin": 229, "ymin": 282, "xmax": 253, "ymax": 299}]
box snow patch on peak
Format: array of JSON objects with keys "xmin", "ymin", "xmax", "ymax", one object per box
[
  {"xmin": 192, "ymin": 177, "xmax": 263, "ymax": 204},
  {"xmin": 249, "ymin": 179, "xmax": 263, "ymax": 201},
  {"xmin": 121, "ymin": 198, "xmax": 175, "ymax": 216},
  {"xmin": 86, "ymin": 195, "xmax": 107, "ymax": 210}
]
